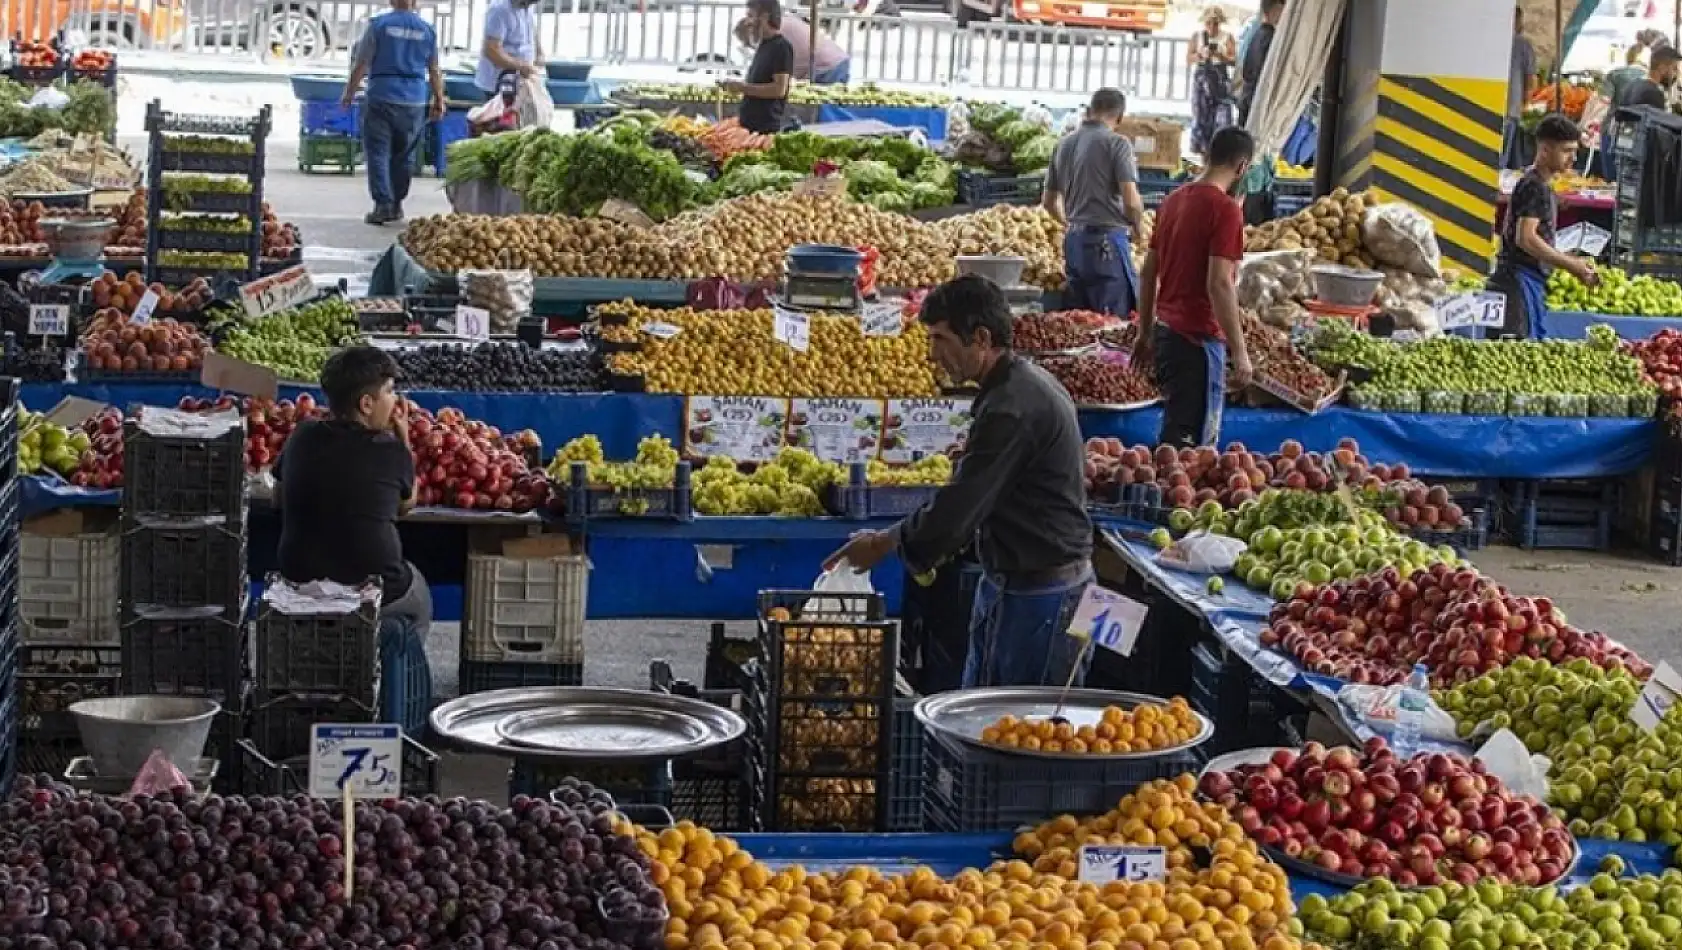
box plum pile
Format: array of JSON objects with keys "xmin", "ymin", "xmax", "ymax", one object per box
[
  {"xmin": 394, "ymin": 344, "xmax": 604, "ymax": 393},
  {"xmin": 0, "ymin": 774, "xmax": 664, "ymax": 950},
  {"xmin": 2, "ymin": 346, "xmax": 68, "ymax": 382}
]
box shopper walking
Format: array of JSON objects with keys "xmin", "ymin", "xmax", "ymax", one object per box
[
  {"xmin": 341, "ymin": 0, "xmax": 443, "ymax": 226},
  {"xmin": 1487, "ymin": 114, "xmax": 1599, "ymax": 340},
  {"xmin": 475, "ymin": 0, "xmax": 542, "ymax": 97},
  {"xmin": 1187, "ymin": 6, "xmax": 1236, "ymax": 157},
  {"xmin": 1041, "ymin": 88, "xmax": 1146, "ymax": 317},
  {"xmin": 1133, "ymin": 126, "xmax": 1255, "ymax": 448},
  {"xmin": 1502, "ymin": 7, "xmax": 1537, "ymax": 169},
  {"xmin": 738, "ymin": 11, "xmax": 851, "ymax": 84},
  {"xmin": 1238, "ymin": 0, "xmax": 1283, "ymax": 128},
  {"xmin": 823, "ymin": 274, "xmax": 1094, "ymax": 689},
  {"xmin": 1601, "ymin": 42, "xmax": 1650, "ymax": 178},
  {"xmin": 723, "ymin": 0, "xmax": 796, "ymax": 133}
]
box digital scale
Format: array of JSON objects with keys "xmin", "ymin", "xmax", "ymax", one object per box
[
  {"xmin": 31, "ymin": 216, "xmax": 115, "ymax": 285},
  {"xmin": 782, "ymin": 267, "xmax": 862, "ymax": 312}
]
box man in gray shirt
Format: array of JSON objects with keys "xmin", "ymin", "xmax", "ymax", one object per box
[
  {"xmin": 1503, "ymin": 7, "xmax": 1536, "ymax": 169},
  {"xmin": 1042, "ymin": 88, "xmax": 1147, "ymax": 316}
]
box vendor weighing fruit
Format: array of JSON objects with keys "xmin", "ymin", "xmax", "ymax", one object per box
[
  {"xmin": 276, "ymin": 346, "xmax": 433, "ymax": 640},
  {"xmin": 1041, "ymin": 87, "xmax": 1146, "ymax": 317},
  {"xmin": 1487, "ymin": 114, "xmax": 1598, "ymax": 340},
  {"xmin": 723, "ymin": 0, "xmax": 796, "ymax": 134},
  {"xmin": 824, "ymin": 274, "xmax": 1094, "ymax": 688}
]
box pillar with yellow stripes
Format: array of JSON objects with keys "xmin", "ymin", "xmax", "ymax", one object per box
[{"xmin": 1329, "ymin": 0, "xmax": 1512, "ymax": 274}]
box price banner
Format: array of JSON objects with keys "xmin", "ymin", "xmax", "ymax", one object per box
[
  {"xmin": 131, "ymin": 289, "xmax": 159, "ymax": 324},
  {"xmin": 309, "ymin": 724, "xmax": 403, "ymax": 799},
  {"xmin": 642, "ymin": 320, "xmax": 682, "ymax": 340},
  {"xmin": 1472, "ymin": 292, "xmax": 1507, "ymax": 328},
  {"xmin": 239, "ymin": 265, "xmax": 315, "ymax": 319},
  {"xmin": 1077, "ymin": 845, "xmax": 1167, "ymax": 885},
  {"xmin": 454, "ymin": 304, "xmax": 492, "ymax": 342},
  {"xmin": 27, "ymin": 303, "xmax": 69, "ymax": 337},
  {"xmin": 1435, "ymin": 294, "xmax": 1477, "ymax": 330},
  {"xmin": 772, "ymin": 305, "xmax": 810, "ymax": 353},
  {"xmin": 859, "ymin": 301, "xmax": 903, "ymax": 337},
  {"xmin": 786, "ymin": 397, "xmax": 885, "ymax": 463},
  {"xmin": 1066, "ymin": 583, "xmax": 1147, "ymax": 656},
  {"xmin": 880, "ymin": 398, "xmax": 973, "ymax": 465},
  {"xmin": 684, "ymin": 395, "xmax": 788, "ymax": 463}
]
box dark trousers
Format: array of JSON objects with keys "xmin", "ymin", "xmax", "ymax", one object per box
[
  {"xmin": 362, "ymin": 99, "xmax": 426, "ymax": 209},
  {"xmin": 1154, "ymin": 325, "xmax": 1227, "ymax": 447},
  {"xmin": 1061, "ymin": 226, "xmax": 1139, "ymax": 317}
]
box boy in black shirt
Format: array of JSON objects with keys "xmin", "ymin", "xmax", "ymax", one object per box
[
  {"xmin": 1487, "ymin": 114, "xmax": 1598, "ymax": 339},
  {"xmin": 276, "ymin": 346, "xmax": 432, "ymax": 636},
  {"xmin": 724, "ymin": 0, "xmax": 794, "ymax": 134}
]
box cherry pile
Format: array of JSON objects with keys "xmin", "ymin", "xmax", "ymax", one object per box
[
  {"xmin": 0, "ymin": 774, "xmax": 662, "ymax": 950},
  {"xmin": 1036, "ymin": 354, "xmax": 1157, "ymax": 406},
  {"xmin": 1012, "ymin": 310, "xmax": 1114, "ymax": 352}
]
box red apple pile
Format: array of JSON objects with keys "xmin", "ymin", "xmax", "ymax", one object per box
[
  {"xmin": 178, "ymin": 394, "xmax": 326, "ymax": 473},
  {"xmin": 1379, "ymin": 484, "xmax": 1467, "ymax": 533},
  {"xmin": 1198, "ymin": 739, "xmax": 1575, "ymax": 887},
  {"xmin": 1262, "ymin": 563, "xmax": 1652, "ymax": 686},
  {"xmin": 1627, "ymin": 329, "xmax": 1682, "ymax": 407},
  {"xmin": 1083, "ymin": 437, "xmax": 1413, "ymax": 508},
  {"xmin": 409, "ymin": 406, "xmax": 548, "ymax": 512},
  {"xmin": 69, "ymin": 407, "xmax": 125, "ymax": 489}
]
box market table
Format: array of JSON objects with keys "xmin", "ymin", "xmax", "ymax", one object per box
[
  {"xmin": 1538, "ymin": 310, "xmax": 1682, "ymax": 340},
  {"xmin": 1496, "ymin": 189, "xmax": 1613, "ymax": 231}
]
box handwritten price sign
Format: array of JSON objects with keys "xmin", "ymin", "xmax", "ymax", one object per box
[
  {"xmin": 27, "ymin": 303, "xmax": 69, "ymax": 337},
  {"xmin": 309, "ymin": 724, "xmax": 403, "ymax": 799},
  {"xmin": 239, "ymin": 265, "xmax": 314, "ymax": 319},
  {"xmin": 454, "ymin": 305, "xmax": 491, "ymax": 342}
]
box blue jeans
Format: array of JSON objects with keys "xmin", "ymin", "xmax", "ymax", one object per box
[
  {"xmin": 812, "ymin": 59, "xmax": 851, "ymax": 85},
  {"xmin": 962, "ymin": 567, "xmax": 1094, "ymax": 688},
  {"xmin": 362, "ymin": 99, "xmax": 426, "ymax": 209},
  {"xmin": 1062, "ymin": 226, "xmax": 1138, "ymax": 317}
]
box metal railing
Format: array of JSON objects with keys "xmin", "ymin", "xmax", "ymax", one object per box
[{"xmin": 23, "ymin": 0, "xmax": 1190, "ymax": 105}]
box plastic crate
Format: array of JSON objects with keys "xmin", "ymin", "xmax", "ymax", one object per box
[
  {"xmin": 671, "ymin": 773, "xmax": 750, "ymax": 831},
  {"xmin": 957, "ymin": 170, "xmax": 1044, "ymax": 207},
  {"xmin": 378, "ymin": 619, "xmax": 434, "ymax": 736},
  {"xmin": 149, "ymin": 265, "xmax": 257, "ymax": 289},
  {"xmin": 1501, "ymin": 479, "xmax": 1615, "ymax": 551},
  {"xmin": 745, "ymin": 686, "xmax": 890, "ymax": 778},
  {"xmin": 755, "ymin": 592, "xmax": 896, "ymax": 702},
  {"xmin": 16, "ymin": 735, "xmax": 79, "ymax": 781},
  {"xmin": 754, "ymin": 772, "xmax": 881, "ymax": 832},
  {"xmin": 458, "ymin": 659, "xmax": 582, "ymax": 694},
  {"xmin": 509, "ymin": 758, "xmax": 674, "ymax": 807},
  {"xmin": 255, "ymin": 588, "xmax": 380, "ymax": 704},
  {"xmin": 561, "ymin": 460, "xmax": 693, "ymax": 521},
  {"xmin": 1404, "ymin": 506, "xmax": 1490, "ymax": 553},
  {"xmin": 888, "ymin": 696, "xmax": 923, "ymax": 832},
  {"xmin": 427, "ymin": 110, "xmax": 471, "ymax": 178},
  {"xmin": 158, "ymin": 190, "xmax": 256, "ymax": 214},
  {"xmin": 250, "ymin": 693, "xmax": 376, "ymax": 763},
  {"xmin": 119, "ymin": 521, "xmax": 246, "ymax": 611},
  {"xmin": 154, "ymin": 228, "xmax": 255, "ymax": 253},
  {"xmin": 6, "ymin": 63, "xmax": 65, "ymax": 85},
  {"xmin": 122, "ymin": 416, "xmax": 246, "ymax": 522},
  {"xmin": 120, "ymin": 608, "xmax": 247, "ymax": 701},
  {"xmin": 827, "ymin": 483, "xmax": 940, "ymax": 519},
  {"xmin": 235, "ymin": 734, "xmax": 440, "ymax": 798},
  {"xmin": 921, "ymin": 725, "xmax": 1203, "ymax": 832},
  {"xmin": 462, "ymin": 553, "xmax": 587, "ymax": 664},
  {"xmin": 156, "ymin": 149, "xmax": 262, "ymax": 177},
  {"xmin": 19, "ymin": 643, "xmax": 121, "ymax": 738},
  {"xmin": 0, "ymin": 401, "xmax": 17, "ymax": 483},
  {"xmin": 301, "ymin": 100, "xmax": 359, "ymax": 137},
  {"xmin": 703, "ymin": 624, "xmax": 759, "ymax": 694},
  {"xmin": 299, "ymin": 134, "xmax": 361, "ymax": 174},
  {"xmin": 86, "ymin": 553, "xmax": 173, "ymax": 649}
]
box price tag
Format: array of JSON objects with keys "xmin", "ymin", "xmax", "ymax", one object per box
[
  {"xmin": 1066, "ymin": 583, "xmax": 1147, "ymax": 656},
  {"xmin": 455, "ymin": 304, "xmax": 492, "ymax": 342},
  {"xmin": 1632, "ymin": 661, "xmax": 1682, "ymax": 732},
  {"xmin": 310, "ymin": 724, "xmax": 403, "ymax": 799},
  {"xmin": 1391, "ymin": 329, "xmax": 1422, "ymax": 343},
  {"xmin": 1435, "ymin": 294, "xmax": 1477, "ymax": 330},
  {"xmin": 1579, "ymin": 223, "xmax": 1612, "ymax": 258},
  {"xmin": 773, "ymin": 306, "xmax": 810, "ymax": 353},
  {"xmin": 1472, "ymin": 292, "xmax": 1507, "ymax": 328},
  {"xmin": 1077, "ymin": 845, "xmax": 1167, "ymax": 885},
  {"xmin": 131, "ymin": 289, "xmax": 159, "ymax": 324},
  {"xmin": 240, "ymin": 265, "xmax": 314, "ymax": 319},
  {"xmin": 859, "ymin": 301, "xmax": 903, "ymax": 337},
  {"xmin": 27, "ymin": 303, "xmax": 68, "ymax": 336},
  {"xmin": 643, "ymin": 320, "xmax": 682, "ymax": 340}
]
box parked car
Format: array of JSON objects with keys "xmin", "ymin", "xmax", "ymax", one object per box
[
  {"xmin": 186, "ymin": 0, "xmax": 449, "ymax": 59},
  {"xmin": 4, "ymin": 0, "xmax": 190, "ymax": 49}
]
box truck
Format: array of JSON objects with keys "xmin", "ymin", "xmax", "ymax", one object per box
[{"xmin": 952, "ymin": 0, "xmax": 1169, "ymax": 33}]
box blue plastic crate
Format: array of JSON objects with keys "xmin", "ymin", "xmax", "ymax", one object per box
[
  {"xmin": 290, "ymin": 74, "xmax": 348, "ymax": 102},
  {"xmin": 378, "ymin": 619, "xmax": 433, "ymax": 736},
  {"xmin": 301, "ymin": 99, "xmax": 359, "ymax": 137},
  {"xmin": 546, "ymin": 80, "xmax": 601, "ymax": 106},
  {"xmin": 427, "ymin": 110, "xmax": 471, "ymax": 178},
  {"xmin": 888, "ymin": 696, "xmax": 922, "ymax": 832},
  {"xmin": 1501, "ymin": 479, "xmax": 1616, "ymax": 550}
]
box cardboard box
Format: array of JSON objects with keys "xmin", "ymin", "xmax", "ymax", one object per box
[{"xmin": 1116, "ymin": 117, "xmax": 1184, "ymax": 172}]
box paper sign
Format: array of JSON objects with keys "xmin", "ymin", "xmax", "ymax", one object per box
[
  {"xmin": 200, "ymin": 350, "xmax": 280, "ymax": 400},
  {"xmin": 27, "ymin": 303, "xmax": 68, "ymax": 336},
  {"xmin": 1077, "ymin": 845, "xmax": 1167, "ymax": 885},
  {"xmin": 1556, "ymin": 222, "xmax": 1612, "ymax": 257},
  {"xmin": 45, "ymin": 395, "xmax": 105, "ymax": 429},
  {"xmin": 880, "ymin": 398, "xmax": 973, "ymax": 464},
  {"xmin": 240, "ymin": 265, "xmax": 314, "ymax": 319},
  {"xmin": 1632, "ymin": 661, "xmax": 1682, "ymax": 732},
  {"xmin": 1435, "ymin": 294, "xmax": 1477, "ymax": 330},
  {"xmin": 1066, "ymin": 584, "xmax": 1148, "ymax": 656},
  {"xmin": 1472, "ymin": 292, "xmax": 1507, "ymax": 328},
  {"xmin": 793, "ymin": 175, "xmax": 847, "ymax": 198},
  {"xmin": 859, "ymin": 301, "xmax": 903, "ymax": 337},
  {"xmin": 455, "ymin": 304, "xmax": 491, "ymax": 342},
  {"xmin": 309, "ymin": 724, "xmax": 403, "ymax": 799},
  {"xmin": 786, "ymin": 397, "xmax": 884, "ymax": 463},
  {"xmin": 773, "ymin": 305, "xmax": 810, "ymax": 353},
  {"xmin": 643, "ymin": 320, "xmax": 682, "ymax": 340},
  {"xmin": 131, "ymin": 289, "xmax": 159, "ymax": 324},
  {"xmin": 684, "ymin": 395, "xmax": 789, "ymax": 463}
]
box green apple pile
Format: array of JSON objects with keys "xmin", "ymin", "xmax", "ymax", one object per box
[
  {"xmin": 212, "ymin": 297, "xmax": 360, "ymax": 382},
  {"xmin": 1547, "ymin": 265, "xmax": 1682, "ymax": 316},
  {"xmin": 1341, "ymin": 328, "xmax": 1654, "ymax": 400},
  {"xmin": 19, "ymin": 408, "xmax": 91, "ymax": 478},
  {"xmin": 1299, "ymin": 873, "xmax": 1682, "ymax": 950}
]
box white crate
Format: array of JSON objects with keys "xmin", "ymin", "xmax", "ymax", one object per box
[
  {"xmin": 462, "ymin": 553, "xmax": 587, "ymax": 664},
  {"xmin": 21, "ymin": 531, "xmax": 120, "ymax": 644}
]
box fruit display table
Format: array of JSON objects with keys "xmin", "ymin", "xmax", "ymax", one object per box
[{"xmin": 1536, "ymin": 310, "xmax": 1682, "ymax": 341}]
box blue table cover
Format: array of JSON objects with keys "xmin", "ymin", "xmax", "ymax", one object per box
[
  {"xmin": 815, "ymin": 104, "xmax": 947, "ymax": 140},
  {"xmin": 1538, "ymin": 310, "xmax": 1682, "ymax": 340}
]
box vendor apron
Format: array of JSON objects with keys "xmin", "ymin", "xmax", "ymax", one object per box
[
  {"xmin": 1155, "ymin": 325, "xmax": 1226, "ymax": 448},
  {"xmin": 1062, "ymin": 225, "xmax": 1139, "ymax": 317},
  {"xmin": 961, "ymin": 562, "xmax": 1096, "ymax": 688},
  {"xmin": 1485, "ymin": 265, "xmax": 1546, "ymax": 339}
]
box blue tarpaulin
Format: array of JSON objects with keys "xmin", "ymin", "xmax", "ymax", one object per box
[
  {"xmin": 815, "ymin": 104, "xmax": 947, "ymax": 140},
  {"xmin": 1538, "ymin": 310, "xmax": 1682, "ymax": 340}
]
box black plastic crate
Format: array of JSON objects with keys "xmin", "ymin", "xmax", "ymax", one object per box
[
  {"xmin": 147, "ymin": 101, "xmax": 272, "ymax": 138},
  {"xmin": 120, "ymin": 608, "xmax": 247, "ymax": 701},
  {"xmin": 957, "ymin": 170, "xmax": 1044, "ymax": 207},
  {"xmin": 158, "ymin": 190, "xmax": 257, "ymax": 215},
  {"xmin": 250, "ymin": 692, "xmax": 376, "ymax": 763},
  {"xmin": 71, "ymin": 62, "xmax": 118, "ymax": 88},
  {"xmin": 754, "ymin": 772, "xmax": 881, "ymax": 832},
  {"xmin": 1653, "ymin": 507, "xmax": 1682, "ymax": 567},
  {"xmin": 255, "ymin": 590, "xmax": 380, "ymax": 704},
  {"xmin": 1502, "ymin": 479, "xmax": 1615, "ymax": 551},
  {"xmin": 561, "ymin": 460, "xmax": 692, "ymax": 521},
  {"xmin": 122, "ymin": 416, "xmax": 246, "ymax": 521},
  {"xmin": 827, "ymin": 484, "xmax": 940, "ymax": 519},
  {"xmin": 704, "ymin": 623, "xmax": 759, "ymax": 694},
  {"xmin": 150, "ymin": 265, "xmax": 258, "ymax": 289},
  {"xmin": 156, "ymin": 149, "xmax": 262, "ymax": 176},
  {"xmin": 652, "ymin": 659, "xmax": 744, "ymax": 775},
  {"xmin": 16, "ymin": 735, "xmax": 80, "ymax": 781},
  {"xmin": 888, "ymin": 696, "xmax": 923, "ymax": 832},
  {"xmin": 747, "ymin": 686, "xmax": 889, "ymax": 775},
  {"xmin": 671, "ymin": 772, "xmax": 749, "ymax": 832},
  {"xmin": 6, "ymin": 63, "xmax": 65, "ymax": 85},
  {"xmin": 510, "ymin": 758, "xmax": 673, "ymax": 807},
  {"xmin": 120, "ymin": 521, "xmax": 246, "ymax": 610},
  {"xmin": 235, "ymin": 734, "xmax": 440, "ymax": 798},
  {"xmin": 1404, "ymin": 506, "xmax": 1490, "ymax": 553},
  {"xmin": 154, "ymin": 228, "xmax": 256, "ymax": 253},
  {"xmin": 756, "ymin": 590, "xmax": 895, "ymax": 702},
  {"xmin": 19, "ymin": 643, "xmax": 121, "ymax": 737},
  {"xmin": 458, "ymin": 659, "xmax": 582, "ymax": 694},
  {"xmin": 921, "ymin": 725, "xmax": 1202, "ymax": 832}
]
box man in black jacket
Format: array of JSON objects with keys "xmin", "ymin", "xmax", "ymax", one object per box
[
  {"xmin": 1239, "ymin": 0, "xmax": 1284, "ymax": 127},
  {"xmin": 824, "ymin": 275, "xmax": 1095, "ymax": 688}
]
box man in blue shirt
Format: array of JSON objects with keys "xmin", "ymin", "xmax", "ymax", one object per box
[
  {"xmin": 342, "ymin": 0, "xmax": 444, "ymax": 225},
  {"xmin": 476, "ymin": 0, "xmax": 542, "ymax": 96}
]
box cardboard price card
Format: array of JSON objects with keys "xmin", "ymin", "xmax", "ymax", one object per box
[
  {"xmin": 240, "ymin": 265, "xmax": 314, "ymax": 319},
  {"xmin": 880, "ymin": 398, "xmax": 973, "ymax": 465},
  {"xmin": 684, "ymin": 395, "xmax": 788, "ymax": 463},
  {"xmin": 1065, "ymin": 584, "xmax": 1148, "ymax": 656},
  {"xmin": 786, "ymin": 398, "xmax": 885, "ymax": 464},
  {"xmin": 1077, "ymin": 845, "xmax": 1167, "ymax": 885}
]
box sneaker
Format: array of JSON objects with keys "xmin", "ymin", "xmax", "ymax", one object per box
[
  {"xmin": 364, "ymin": 205, "xmax": 393, "ymax": 225},
  {"xmin": 392, "ymin": 202, "xmax": 404, "ymax": 221}
]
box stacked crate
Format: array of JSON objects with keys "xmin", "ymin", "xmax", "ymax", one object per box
[
  {"xmin": 0, "ymin": 379, "xmax": 19, "ymax": 792},
  {"xmin": 1501, "ymin": 478, "xmax": 1617, "ymax": 551},
  {"xmin": 747, "ymin": 589, "xmax": 898, "ymax": 832},
  {"xmin": 145, "ymin": 101, "xmax": 268, "ymax": 290},
  {"xmin": 458, "ymin": 548, "xmax": 587, "ymax": 694},
  {"xmin": 250, "ymin": 575, "xmax": 383, "ymax": 767},
  {"xmin": 118, "ymin": 408, "xmax": 249, "ymax": 782},
  {"xmin": 1652, "ymin": 425, "xmax": 1682, "ymax": 565}
]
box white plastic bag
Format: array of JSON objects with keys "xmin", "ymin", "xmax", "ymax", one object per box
[
  {"xmin": 1476, "ymin": 728, "xmax": 1552, "ymax": 801},
  {"xmin": 466, "ymin": 95, "xmax": 510, "ymax": 127},
  {"xmin": 1156, "ymin": 532, "xmax": 1247, "ymax": 574},
  {"xmin": 1362, "ymin": 203, "xmax": 1442, "ymax": 278},
  {"xmin": 459, "ymin": 269, "xmax": 534, "ymax": 333},
  {"xmin": 1337, "ymin": 683, "xmax": 1459, "ymax": 740},
  {"xmin": 807, "ymin": 561, "xmax": 875, "ymax": 622},
  {"xmin": 517, "ymin": 72, "xmax": 554, "ymax": 130}
]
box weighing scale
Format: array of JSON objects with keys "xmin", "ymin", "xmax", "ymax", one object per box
[
  {"xmin": 1001, "ymin": 283, "xmax": 1043, "ymax": 313},
  {"xmin": 782, "ymin": 266, "xmax": 862, "ymax": 312},
  {"xmin": 29, "ymin": 216, "xmax": 115, "ymax": 285}
]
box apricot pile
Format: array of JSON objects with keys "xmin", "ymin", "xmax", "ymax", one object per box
[{"xmin": 980, "ymin": 700, "xmax": 1203, "ymax": 756}]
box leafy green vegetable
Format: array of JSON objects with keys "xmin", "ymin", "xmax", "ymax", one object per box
[
  {"xmin": 913, "ymin": 155, "xmax": 952, "ymax": 188},
  {"xmin": 1013, "ymin": 134, "xmax": 1057, "ymax": 173},
  {"xmin": 708, "ymin": 164, "xmax": 803, "ymax": 200},
  {"xmin": 993, "ymin": 119, "xmax": 1045, "ymax": 151},
  {"xmin": 864, "ymin": 191, "xmax": 911, "ymax": 213},
  {"xmin": 844, "ymin": 159, "xmax": 900, "ymax": 194},
  {"xmin": 967, "ymin": 102, "xmax": 1020, "ymax": 137}
]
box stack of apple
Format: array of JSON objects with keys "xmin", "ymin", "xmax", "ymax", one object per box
[
  {"xmin": 408, "ymin": 405, "xmax": 548, "ymax": 512},
  {"xmin": 68, "ymin": 408, "xmax": 125, "ymax": 489},
  {"xmin": 1262, "ymin": 562, "xmax": 1652, "ymax": 686},
  {"xmin": 1083, "ymin": 437, "xmax": 1414, "ymax": 508},
  {"xmin": 178, "ymin": 394, "xmax": 326, "ymax": 473},
  {"xmin": 1199, "ymin": 740, "xmax": 1576, "ymax": 887}
]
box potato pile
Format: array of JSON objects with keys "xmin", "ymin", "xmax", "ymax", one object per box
[
  {"xmin": 1245, "ymin": 187, "xmax": 1381, "ymax": 268},
  {"xmin": 600, "ymin": 301, "xmax": 940, "ymax": 398},
  {"xmin": 928, "ymin": 204, "xmax": 1065, "ymax": 290}
]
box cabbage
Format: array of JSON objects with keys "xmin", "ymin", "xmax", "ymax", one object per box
[
  {"xmin": 908, "ymin": 180, "xmax": 952, "ymax": 209},
  {"xmin": 912, "ymin": 155, "xmax": 953, "ymax": 188},
  {"xmin": 844, "ymin": 158, "xmax": 901, "ymax": 194},
  {"xmin": 864, "ymin": 191, "xmax": 912, "ymax": 213},
  {"xmin": 1013, "ymin": 134, "xmax": 1058, "ymax": 173},
  {"xmin": 993, "ymin": 119, "xmax": 1044, "ymax": 151}
]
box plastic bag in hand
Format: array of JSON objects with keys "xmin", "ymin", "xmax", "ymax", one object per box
[
  {"xmin": 806, "ymin": 561, "xmax": 875, "ymax": 622},
  {"xmin": 1156, "ymin": 531, "xmax": 1247, "ymax": 574},
  {"xmin": 128, "ymin": 749, "xmax": 191, "ymax": 797}
]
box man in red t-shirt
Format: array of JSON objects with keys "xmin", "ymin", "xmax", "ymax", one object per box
[{"xmin": 1133, "ymin": 126, "xmax": 1256, "ymax": 447}]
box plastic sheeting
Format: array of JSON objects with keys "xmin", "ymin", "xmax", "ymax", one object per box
[
  {"xmin": 1244, "ymin": 0, "xmax": 1346, "ymax": 153},
  {"xmin": 1537, "ymin": 310, "xmax": 1682, "ymax": 340},
  {"xmin": 815, "ymin": 104, "xmax": 947, "ymax": 141}
]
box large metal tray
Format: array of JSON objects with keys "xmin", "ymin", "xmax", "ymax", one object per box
[
  {"xmin": 914, "ymin": 686, "xmax": 1212, "ymax": 762},
  {"xmin": 430, "ymin": 686, "xmax": 746, "ymax": 763}
]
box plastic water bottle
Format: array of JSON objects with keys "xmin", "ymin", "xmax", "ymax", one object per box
[{"xmin": 1393, "ymin": 663, "xmax": 1431, "ymax": 760}]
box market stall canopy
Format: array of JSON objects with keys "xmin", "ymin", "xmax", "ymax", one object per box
[{"xmin": 1245, "ymin": 0, "xmax": 1346, "ymax": 153}]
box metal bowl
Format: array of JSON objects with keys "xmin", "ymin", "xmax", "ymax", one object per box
[
  {"xmin": 430, "ymin": 686, "xmax": 746, "ymax": 763},
  {"xmin": 70, "ymin": 695, "xmax": 220, "ymax": 779},
  {"xmin": 914, "ymin": 686, "xmax": 1213, "ymax": 762},
  {"xmin": 1309, "ymin": 264, "xmax": 1384, "ymax": 307},
  {"xmin": 955, "ymin": 254, "xmax": 1026, "ymax": 288}
]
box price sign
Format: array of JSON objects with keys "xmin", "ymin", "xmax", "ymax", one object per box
[
  {"xmin": 1632, "ymin": 661, "xmax": 1682, "ymax": 732},
  {"xmin": 131, "ymin": 289, "xmax": 159, "ymax": 324},
  {"xmin": 1077, "ymin": 845, "xmax": 1167, "ymax": 885},
  {"xmin": 1556, "ymin": 222, "xmax": 1611, "ymax": 257},
  {"xmin": 642, "ymin": 320, "xmax": 682, "ymax": 340},
  {"xmin": 27, "ymin": 303, "xmax": 68, "ymax": 337},
  {"xmin": 1066, "ymin": 584, "xmax": 1147, "ymax": 656},
  {"xmin": 309, "ymin": 724, "xmax": 403, "ymax": 799},
  {"xmin": 773, "ymin": 306, "xmax": 810, "ymax": 353},
  {"xmin": 1435, "ymin": 294, "xmax": 1477, "ymax": 330},
  {"xmin": 455, "ymin": 304, "xmax": 492, "ymax": 342},
  {"xmin": 239, "ymin": 265, "xmax": 315, "ymax": 319},
  {"xmin": 1472, "ymin": 292, "xmax": 1507, "ymax": 328},
  {"xmin": 859, "ymin": 301, "xmax": 903, "ymax": 337}
]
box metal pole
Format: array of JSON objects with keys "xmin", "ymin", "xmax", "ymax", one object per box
[
  {"xmin": 807, "ymin": 0, "xmax": 819, "ymax": 82},
  {"xmin": 1553, "ymin": 0, "xmax": 1562, "ymax": 113}
]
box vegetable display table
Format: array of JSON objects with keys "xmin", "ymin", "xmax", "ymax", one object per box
[{"xmin": 1537, "ymin": 310, "xmax": 1682, "ymax": 340}]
